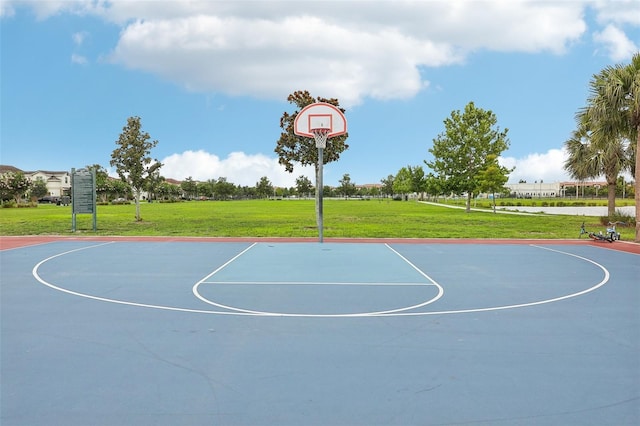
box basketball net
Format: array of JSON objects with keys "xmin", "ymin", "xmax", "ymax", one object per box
[{"xmin": 310, "ymin": 128, "xmax": 330, "ymax": 149}]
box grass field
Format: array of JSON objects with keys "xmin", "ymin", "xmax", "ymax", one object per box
[{"xmin": 0, "ymin": 198, "xmax": 629, "ymax": 239}]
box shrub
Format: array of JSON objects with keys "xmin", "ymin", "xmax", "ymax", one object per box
[
  {"xmin": 15, "ymin": 202, "xmax": 37, "ymax": 208},
  {"xmin": 599, "ymin": 210, "xmax": 636, "ymax": 227}
]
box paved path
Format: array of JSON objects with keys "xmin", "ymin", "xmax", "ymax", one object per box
[
  {"xmin": 420, "ymin": 201, "xmax": 636, "ymax": 217},
  {"xmin": 499, "ymin": 205, "xmax": 636, "ymax": 216}
]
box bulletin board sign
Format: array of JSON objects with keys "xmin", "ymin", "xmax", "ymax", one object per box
[{"xmin": 71, "ymin": 167, "xmax": 97, "ymax": 232}]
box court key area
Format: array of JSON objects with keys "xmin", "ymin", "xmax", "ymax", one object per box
[{"xmin": 1, "ymin": 238, "xmax": 638, "ymax": 425}]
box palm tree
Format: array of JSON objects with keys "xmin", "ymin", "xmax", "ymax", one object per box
[
  {"xmin": 564, "ymin": 120, "xmax": 631, "ymax": 216},
  {"xmin": 564, "ymin": 125, "xmax": 599, "ymax": 182},
  {"xmin": 581, "ymin": 53, "xmax": 640, "ymax": 242}
]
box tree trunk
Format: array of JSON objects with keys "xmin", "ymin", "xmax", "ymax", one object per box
[
  {"xmin": 606, "ymin": 179, "xmax": 616, "ymax": 218},
  {"xmin": 134, "ymin": 188, "xmax": 141, "ymax": 222},
  {"xmin": 465, "ymin": 192, "xmax": 472, "ymax": 213}
]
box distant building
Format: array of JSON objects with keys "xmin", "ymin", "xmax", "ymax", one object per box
[
  {"xmin": 0, "ymin": 165, "xmax": 71, "ymax": 197},
  {"xmin": 505, "ymin": 181, "xmax": 607, "ymax": 198}
]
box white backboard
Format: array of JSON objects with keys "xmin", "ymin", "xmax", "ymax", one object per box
[{"xmin": 293, "ymin": 102, "xmax": 347, "ymax": 138}]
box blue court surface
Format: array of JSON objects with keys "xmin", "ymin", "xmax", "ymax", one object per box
[{"xmin": 1, "ymin": 240, "xmax": 639, "ymax": 425}]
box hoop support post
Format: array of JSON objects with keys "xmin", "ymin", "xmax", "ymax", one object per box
[
  {"xmin": 317, "ymin": 145, "xmax": 324, "ymax": 243},
  {"xmin": 310, "ymin": 128, "xmax": 330, "ymax": 243}
]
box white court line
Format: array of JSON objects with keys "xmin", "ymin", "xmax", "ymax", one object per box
[
  {"xmin": 384, "ymin": 243, "xmax": 443, "ymax": 286},
  {"xmin": 192, "ymin": 243, "xmax": 445, "ymax": 317},
  {"xmin": 32, "ymin": 242, "xmax": 611, "ymax": 318},
  {"xmin": 192, "ymin": 242, "xmax": 257, "ymax": 286},
  {"xmin": 33, "ymin": 242, "xmax": 265, "ymax": 316},
  {"xmin": 384, "ymin": 244, "xmax": 611, "ymax": 316},
  {"xmin": 204, "ymin": 281, "xmax": 435, "ymax": 286}
]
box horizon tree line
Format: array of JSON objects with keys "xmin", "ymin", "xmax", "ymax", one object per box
[{"xmin": 3, "ymin": 52, "xmax": 637, "ymax": 241}]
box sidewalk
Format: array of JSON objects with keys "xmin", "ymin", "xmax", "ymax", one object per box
[{"xmin": 419, "ymin": 201, "xmax": 636, "ymax": 217}]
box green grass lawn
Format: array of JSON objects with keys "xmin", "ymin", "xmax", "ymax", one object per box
[{"xmin": 0, "ymin": 198, "xmax": 627, "ymax": 239}]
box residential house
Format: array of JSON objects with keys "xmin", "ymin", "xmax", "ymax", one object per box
[{"xmin": 0, "ymin": 165, "xmax": 71, "ymax": 197}]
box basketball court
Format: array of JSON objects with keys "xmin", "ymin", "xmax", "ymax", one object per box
[{"xmin": 1, "ymin": 236, "xmax": 638, "ymax": 425}]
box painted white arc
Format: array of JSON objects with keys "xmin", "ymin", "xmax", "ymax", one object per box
[{"xmin": 32, "ymin": 243, "xmax": 611, "ymax": 318}]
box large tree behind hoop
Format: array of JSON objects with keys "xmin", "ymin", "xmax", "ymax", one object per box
[{"xmin": 275, "ymin": 90, "xmax": 349, "ymax": 173}]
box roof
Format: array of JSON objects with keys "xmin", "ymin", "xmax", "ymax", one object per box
[
  {"xmin": 0, "ymin": 165, "xmax": 68, "ymax": 175},
  {"xmin": 29, "ymin": 170, "xmax": 70, "ymax": 176},
  {"xmin": 0, "ymin": 165, "xmax": 23, "ymax": 174}
]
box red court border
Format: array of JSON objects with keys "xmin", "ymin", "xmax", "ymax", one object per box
[{"xmin": 2, "ymin": 235, "xmax": 639, "ymax": 254}]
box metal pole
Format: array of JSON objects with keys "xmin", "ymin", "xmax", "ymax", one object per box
[
  {"xmin": 91, "ymin": 167, "xmax": 97, "ymax": 231},
  {"xmin": 71, "ymin": 168, "xmax": 76, "ymax": 232},
  {"xmin": 318, "ymin": 147, "xmax": 324, "ymax": 243}
]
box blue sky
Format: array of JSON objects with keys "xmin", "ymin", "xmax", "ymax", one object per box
[{"xmin": 1, "ymin": 0, "xmax": 639, "ymax": 188}]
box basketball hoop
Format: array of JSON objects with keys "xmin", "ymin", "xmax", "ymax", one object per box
[
  {"xmin": 310, "ymin": 128, "xmax": 330, "ymax": 149},
  {"xmin": 292, "ymin": 102, "xmax": 348, "ymax": 243}
]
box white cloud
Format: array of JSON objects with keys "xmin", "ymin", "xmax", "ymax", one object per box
[
  {"xmin": 11, "ymin": 0, "xmax": 585, "ymax": 107},
  {"xmin": 6, "ymin": 1, "xmax": 637, "ymax": 105},
  {"xmin": 593, "ymin": 24, "xmax": 638, "ymax": 61},
  {"xmin": 592, "ymin": 0, "xmax": 640, "ymax": 26},
  {"xmin": 103, "ymin": 1, "xmax": 588, "ymax": 106},
  {"xmin": 2, "ymin": 0, "xmax": 96, "ymax": 20},
  {"xmin": 160, "ymin": 150, "xmax": 314, "ymax": 188},
  {"xmin": 71, "ymin": 53, "xmax": 88, "ymax": 65},
  {"xmin": 502, "ymin": 148, "xmax": 572, "ymax": 184},
  {"xmin": 108, "ymin": 14, "xmax": 460, "ymax": 106},
  {"xmin": 0, "ymin": 1, "xmax": 15, "ymax": 18},
  {"xmin": 72, "ymin": 31, "xmax": 87, "ymax": 46}
]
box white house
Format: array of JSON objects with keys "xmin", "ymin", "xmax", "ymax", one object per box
[
  {"xmin": 0, "ymin": 165, "xmax": 71, "ymax": 197},
  {"xmin": 28, "ymin": 170, "xmax": 71, "ymax": 197}
]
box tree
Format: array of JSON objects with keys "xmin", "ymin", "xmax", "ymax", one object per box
[
  {"xmin": 579, "ymin": 53, "xmax": 639, "ymax": 241},
  {"xmin": 30, "ymin": 177, "xmax": 49, "ymax": 200},
  {"xmin": 181, "ymin": 177, "xmax": 197, "ymax": 200},
  {"xmin": 145, "ymin": 170, "xmax": 164, "ymax": 202},
  {"xmin": 236, "ymin": 186, "xmax": 247, "ymax": 199},
  {"xmin": 199, "ymin": 179, "xmax": 217, "ymax": 199},
  {"xmin": 157, "ymin": 181, "xmax": 180, "ymax": 201},
  {"xmin": 338, "ymin": 173, "xmax": 356, "ymax": 198},
  {"xmin": 392, "ymin": 165, "xmax": 426, "ymax": 199},
  {"xmin": 424, "ymin": 174, "xmax": 446, "ymax": 200},
  {"xmin": 295, "ymin": 175, "xmax": 313, "ymax": 198},
  {"xmin": 111, "ymin": 179, "xmax": 131, "ymax": 200},
  {"xmin": 425, "ymin": 101, "xmax": 510, "ymax": 212},
  {"xmin": 110, "ymin": 116, "xmax": 162, "ymax": 221},
  {"xmin": 256, "ymin": 176, "xmax": 274, "ymax": 199},
  {"xmin": 275, "ymin": 90, "xmax": 349, "ymax": 228},
  {"xmin": 215, "ymin": 177, "xmax": 237, "ymax": 200},
  {"xmin": 477, "ymin": 154, "xmax": 513, "ymax": 212},
  {"xmin": 380, "ymin": 174, "xmax": 395, "ymax": 197},
  {"xmin": 0, "ymin": 171, "xmax": 32, "ymax": 203},
  {"xmin": 408, "ymin": 165, "xmax": 427, "ymax": 198},
  {"xmin": 87, "ymin": 164, "xmax": 110, "ymax": 203},
  {"xmin": 275, "ymin": 90, "xmax": 349, "ymax": 173},
  {"xmin": 393, "ymin": 167, "xmax": 412, "ymax": 199},
  {"xmin": 564, "ymin": 121, "xmax": 630, "ymax": 215}
]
